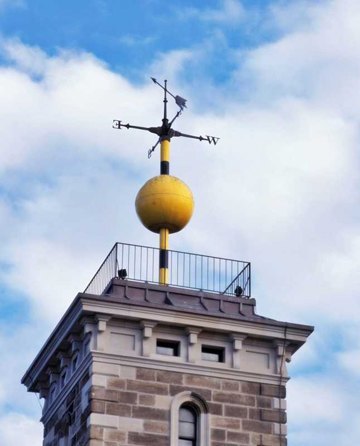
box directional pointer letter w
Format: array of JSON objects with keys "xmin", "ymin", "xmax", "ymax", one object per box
[{"xmin": 206, "ymin": 135, "xmax": 219, "ymax": 145}]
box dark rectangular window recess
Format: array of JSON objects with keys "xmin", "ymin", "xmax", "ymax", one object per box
[
  {"xmin": 156, "ymin": 339, "xmax": 180, "ymax": 357},
  {"xmin": 201, "ymin": 345, "xmax": 225, "ymax": 363}
]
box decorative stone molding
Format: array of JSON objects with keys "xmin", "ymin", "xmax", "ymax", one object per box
[
  {"xmin": 39, "ymin": 384, "xmax": 49, "ymax": 399},
  {"xmin": 80, "ymin": 317, "xmax": 96, "ymax": 352},
  {"xmin": 141, "ymin": 320, "xmax": 157, "ymax": 338},
  {"xmin": 231, "ymin": 334, "xmax": 247, "ymax": 369},
  {"xmin": 96, "ymin": 314, "xmax": 111, "ymax": 332},
  {"xmin": 95, "ymin": 315, "xmax": 111, "ymax": 351},
  {"xmin": 186, "ymin": 327, "xmax": 202, "ymax": 363},
  {"xmin": 273, "ymin": 340, "xmax": 292, "ymax": 375},
  {"xmin": 68, "ymin": 334, "xmax": 82, "ymax": 355},
  {"xmin": 56, "ymin": 352, "xmax": 70, "ymax": 370},
  {"xmin": 141, "ymin": 321, "xmax": 157, "ymax": 357},
  {"xmin": 186, "ymin": 327, "xmax": 202, "ymax": 344},
  {"xmin": 47, "ymin": 367, "xmax": 59, "ymax": 385}
]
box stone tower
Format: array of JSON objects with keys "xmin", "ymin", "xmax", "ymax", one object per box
[
  {"xmin": 22, "ymin": 80, "xmax": 313, "ymax": 445},
  {"xmin": 22, "ymin": 254, "xmax": 313, "ymax": 446}
]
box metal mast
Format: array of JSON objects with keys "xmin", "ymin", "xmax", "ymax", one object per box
[{"xmin": 113, "ymin": 78, "xmax": 219, "ymax": 285}]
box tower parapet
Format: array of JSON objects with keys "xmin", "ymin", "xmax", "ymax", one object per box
[{"xmin": 22, "ymin": 272, "xmax": 313, "ymax": 446}]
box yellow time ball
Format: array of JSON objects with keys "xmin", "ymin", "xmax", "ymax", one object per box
[{"xmin": 135, "ymin": 175, "xmax": 194, "ymax": 234}]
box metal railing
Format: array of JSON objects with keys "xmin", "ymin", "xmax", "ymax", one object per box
[{"xmin": 84, "ymin": 242, "xmax": 251, "ymax": 298}]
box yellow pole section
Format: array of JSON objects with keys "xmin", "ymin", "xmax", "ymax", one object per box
[
  {"xmin": 160, "ymin": 227, "xmax": 170, "ymax": 249},
  {"xmin": 160, "ymin": 138, "xmax": 170, "ymax": 164},
  {"xmin": 159, "ymin": 228, "xmax": 169, "ymax": 284}
]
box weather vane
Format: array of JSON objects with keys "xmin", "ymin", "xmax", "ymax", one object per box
[
  {"xmin": 112, "ymin": 78, "xmax": 219, "ymax": 286},
  {"xmin": 112, "ymin": 77, "xmax": 219, "ymax": 162}
]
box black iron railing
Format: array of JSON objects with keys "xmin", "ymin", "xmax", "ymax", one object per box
[{"xmin": 84, "ymin": 242, "xmax": 251, "ymax": 298}]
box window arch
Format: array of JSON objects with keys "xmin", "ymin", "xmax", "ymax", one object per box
[{"xmin": 171, "ymin": 391, "xmax": 209, "ymax": 446}]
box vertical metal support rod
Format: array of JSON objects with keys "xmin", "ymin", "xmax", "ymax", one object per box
[
  {"xmin": 159, "ymin": 228, "xmax": 169, "ymax": 284},
  {"xmin": 249, "ymin": 263, "xmax": 251, "ymax": 297},
  {"xmin": 115, "ymin": 243, "xmax": 118, "ymax": 278},
  {"xmin": 159, "ymin": 138, "xmax": 170, "ymax": 284},
  {"xmin": 163, "ymin": 79, "xmax": 168, "ymax": 121}
]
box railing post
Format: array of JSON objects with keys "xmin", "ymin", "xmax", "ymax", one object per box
[
  {"xmin": 249, "ymin": 263, "xmax": 251, "ymax": 297},
  {"xmin": 115, "ymin": 243, "xmax": 118, "ymax": 279}
]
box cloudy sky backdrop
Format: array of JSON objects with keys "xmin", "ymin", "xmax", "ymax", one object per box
[{"xmin": 0, "ymin": 0, "xmax": 359, "ymax": 444}]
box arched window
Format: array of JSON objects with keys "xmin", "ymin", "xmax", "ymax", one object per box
[
  {"xmin": 171, "ymin": 391, "xmax": 209, "ymax": 446},
  {"xmin": 179, "ymin": 404, "xmax": 197, "ymax": 446}
]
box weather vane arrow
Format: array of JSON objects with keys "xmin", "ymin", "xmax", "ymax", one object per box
[
  {"xmin": 150, "ymin": 77, "xmax": 187, "ymax": 111},
  {"xmin": 112, "ymin": 78, "xmax": 220, "ymax": 159}
]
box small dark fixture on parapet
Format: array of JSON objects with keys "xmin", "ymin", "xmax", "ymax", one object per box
[
  {"xmin": 118, "ymin": 269, "xmax": 127, "ymax": 280},
  {"xmin": 234, "ymin": 286, "xmax": 243, "ymax": 297}
]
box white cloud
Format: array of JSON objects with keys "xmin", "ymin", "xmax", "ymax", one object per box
[
  {"xmin": 0, "ymin": 40, "xmax": 164, "ymax": 173},
  {"xmin": 287, "ymin": 371, "xmax": 360, "ymax": 446},
  {"xmin": 2, "ymin": 0, "xmax": 359, "ymax": 326},
  {"xmin": 0, "ymin": 323, "xmax": 45, "ymax": 446},
  {"xmin": 288, "ymin": 376, "xmax": 345, "ymax": 424},
  {"xmin": 150, "ymin": 48, "xmax": 195, "ymax": 82},
  {"xmin": 0, "ymin": 413, "xmax": 42, "ymax": 446},
  {"xmin": 1, "ymin": 38, "xmax": 48, "ymax": 76},
  {"xmin": 239, "ymin": 0, "xmax": 360, "ymax": 117},
  {"xmin": 0, "ymin": 40, "xmax": 160, "ymax": 322},
  {"xmin": 336, "ymin": 349, "xmax": 360, "ymax": 375},
  {"xmin": 1, "ymin": 167, "xmax": 149, "ymax": 322}
]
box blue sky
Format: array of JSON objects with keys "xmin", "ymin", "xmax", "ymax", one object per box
[
  {"xmin": 0, "ymin": 0, "xmax": 274, "ymax": 72},
  {"xmin": 1, "ymin": 0, "xmax": 360, "ymax": 444}
]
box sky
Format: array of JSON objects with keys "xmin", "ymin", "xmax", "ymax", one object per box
[{"xmin": 0, "ymin": 0, "xmax": 359, "ymax": 444}]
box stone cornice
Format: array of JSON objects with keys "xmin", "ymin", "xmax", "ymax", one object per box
[
  {"xmin": 21, "ymin": 296, "xmax": 84, "ymax": 390},
  {"xmin": 81, "ymin": 296, "xmax": 313, "ymax": 345},
  {"xmin": 22, "ymin": 281, "xmax": 313, "ymax": 392}
]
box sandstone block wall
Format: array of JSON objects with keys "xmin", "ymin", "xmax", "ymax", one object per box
[{"xmin": 88, "ymin": 364, "xmax": 287, "ymax": 446}]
